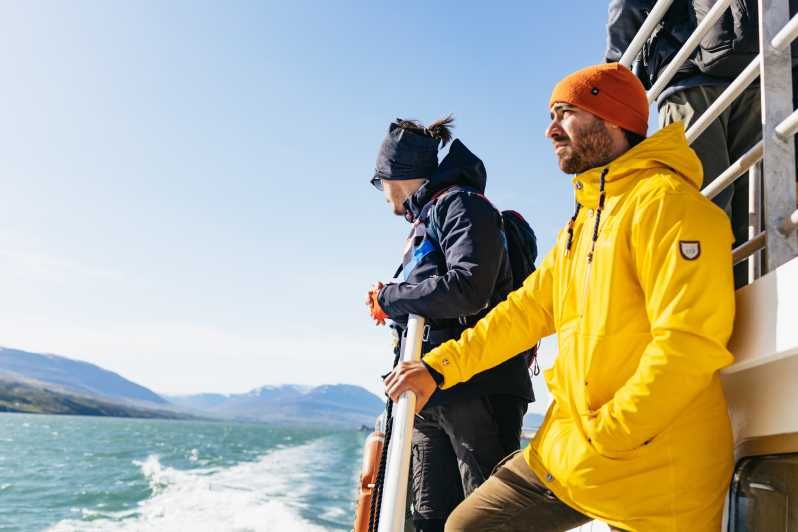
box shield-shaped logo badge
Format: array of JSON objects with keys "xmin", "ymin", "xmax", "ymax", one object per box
[{"xmin": 679, "ymin": 240, "xmax": 701, "ymax": 260}]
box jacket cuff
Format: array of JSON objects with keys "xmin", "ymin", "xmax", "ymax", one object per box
[
  {"xmin": 421, "ymin": 361, "xmax": 444, "ymax": 385},
  {"xmin": 377, "ymin": 286, "xmax": 393, "ymax": 317},
  {"xmin": 422, "ymin": 342, "xmax": 463, "ymax": 390}
]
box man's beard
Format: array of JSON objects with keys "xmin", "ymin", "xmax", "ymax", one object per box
[{"xmin": 554, "ymin": 119, "xmax": 615, "ymax": 174}]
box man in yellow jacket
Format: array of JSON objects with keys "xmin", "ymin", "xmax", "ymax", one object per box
[{"xmin": 384, "ymin": 63, "xmax": 736, "ymax": 532}]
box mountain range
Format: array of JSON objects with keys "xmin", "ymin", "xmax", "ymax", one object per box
[
  {"xmin": 0, "ymin": 379, "xmax": 187, "ymax": 419},
  {"xmin": 0, "ymin": 347, "xmax": 165, "ymax": 406},
  {"xmin": 0, "ymin": 346, "xmax": 384, "ymax": 427},
  {"xmin": 0, "ymin": 345, "xmax": 544, "ymax": 429},
  {"xmin": 167, "ymin": 384, "xmax": 386, "ymax": 427}
]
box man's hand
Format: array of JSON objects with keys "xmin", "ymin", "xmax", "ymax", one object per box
[
  {"xmin": 365, "ymin": 282, "xmax": 388, "ymax": 326},
  {"xmin": 383, "ymin": 361, "xmax": 437, "ymax": 413}
]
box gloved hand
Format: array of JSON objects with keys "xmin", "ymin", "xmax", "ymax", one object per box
[{"xmin": 365, "ymin": 282, "xmax": 388, "ymax": 326}]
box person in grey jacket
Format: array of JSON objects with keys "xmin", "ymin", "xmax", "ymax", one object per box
[
  {"xmin": 605, "ymin": 0, "xmax": 769, "ymax": 285},
  {"xmin": 365, "ymin": 116, "xmax": 532, "ymax": 532}
]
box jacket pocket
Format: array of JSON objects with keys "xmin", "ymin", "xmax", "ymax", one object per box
[{"xmin": 696, "ymin": 0, "xmax": 758, "ymax": 76}]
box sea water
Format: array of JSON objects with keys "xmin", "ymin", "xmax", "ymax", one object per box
[{"xmin": 0, "ymin": 413, "xmax": 365, "ymax": 531}]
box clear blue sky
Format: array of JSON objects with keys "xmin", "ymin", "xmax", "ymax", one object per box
[{"xmin": 0, "ymin": 1, "xmax": 615, "ymax": 412}]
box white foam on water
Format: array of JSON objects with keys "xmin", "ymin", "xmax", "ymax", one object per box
[
  {"xmin": 48, "ymin": 436, "xmax": 345, "ymax": 532},
  {"xmin": 320, "ymin": 506, "xmax": 347, "ymax": 521}
]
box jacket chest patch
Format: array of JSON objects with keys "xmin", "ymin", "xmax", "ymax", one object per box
[{"xmin": 679, "ymin": 241, "xmax": 701, "ymax": 260}]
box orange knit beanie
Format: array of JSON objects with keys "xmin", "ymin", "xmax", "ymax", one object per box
[{"xmin": 549, "ymin": 63, "xmax": 649, "ymax": 137}]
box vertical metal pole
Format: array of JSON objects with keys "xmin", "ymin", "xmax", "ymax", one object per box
[
  {"xmin": 378, "ymin": 314, "xmax": 425, "ymax": 532},
  {"xmin": 748, "ymin": 162, "xmax": 763, "ymax": 282},
  {"xmin": 759, "ymin": 0, "xmax": 798, "ymax": 270}
]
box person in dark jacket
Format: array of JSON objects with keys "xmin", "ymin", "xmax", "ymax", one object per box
[
  {"xmin": 366, "ymin": 116, "xmax": 533, "ymax": 532},
  {"xmin": 605, "ymin": 0, "xmax": 770, "ymax": 286}
]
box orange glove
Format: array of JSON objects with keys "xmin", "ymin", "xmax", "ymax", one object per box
[{"xmin": 366, "ymin": 282, "xmax": 388, "ymax": 326}]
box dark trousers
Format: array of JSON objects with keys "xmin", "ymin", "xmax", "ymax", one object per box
[{"xmin": 410, "ymin": 395, "xmax": 527, "ymax": 527}]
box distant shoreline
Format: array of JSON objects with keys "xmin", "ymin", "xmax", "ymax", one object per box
[{"xmin": 0, "ymin": 379, "xmax": 194, "ymax": 421}]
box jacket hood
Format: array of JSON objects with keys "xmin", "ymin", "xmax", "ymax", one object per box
[
  {"xmin": 572, "ymin": 122, "xmax": 703, "ymax": 208},
  {"xmin": 404, "ymin": 139, "xmax": 487, "ymax": 221}
]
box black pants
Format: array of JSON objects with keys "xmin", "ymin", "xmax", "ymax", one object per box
[{"xmin": 410, "ymin": 395, "xmax": 527, "ymax": 526}]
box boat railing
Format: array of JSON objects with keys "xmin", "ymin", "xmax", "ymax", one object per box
[
  {"xmin": 620, "ymin": 0, "xmax": 798, "ymax": 283},
  {"xmin": 376, "ymin": 314, "xmax": 425, "ymax": 532}
]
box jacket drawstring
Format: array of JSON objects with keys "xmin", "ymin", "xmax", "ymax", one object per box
[
  {"xmin": 587, "ymin": 168, "xmax": 608, "ymax": 264},
  {"xmin": 564, "ymin": 203, "xmax": 582, "ymax": 256},
  {"xmin": 565, "ymin": 167, "xmax": 609, "ymax": 260}
]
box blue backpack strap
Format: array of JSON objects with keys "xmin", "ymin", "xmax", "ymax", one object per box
[{"xmin": 397, "ymin": 187, "xmax": 460, "ymax": 282}]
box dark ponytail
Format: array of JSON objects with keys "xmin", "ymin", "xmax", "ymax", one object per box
[
  {"xmin": 393, "ymin": 115, "xmax": 455, "ymax": 148},
  {"xmin": 426, "ymin": 115, "xmax": 454, "ymax": 148}
]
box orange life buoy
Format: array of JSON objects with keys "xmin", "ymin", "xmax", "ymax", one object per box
[{"xmin": 353, "ymin": 430, "xmax": 385, "ymax": 532}]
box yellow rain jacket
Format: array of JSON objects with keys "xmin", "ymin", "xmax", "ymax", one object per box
[{"xmin": 424, "ymin": 123, "xmax": 735, "ymax": 531}]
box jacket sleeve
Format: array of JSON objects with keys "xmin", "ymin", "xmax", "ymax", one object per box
[
  {"xmin": 378, "ymin": 192, "xmax": 505, "ymax": 320},
  {"xmin": 605, "ymin": 0, "xmax": 657, "ymax": 62},
  {"xmin": 421, "ymin": 242, "xmax": 559, "ymax": 389},
  {"xmin": 586, "ymin": 192, "xmax": 735, "ymax": 454}
]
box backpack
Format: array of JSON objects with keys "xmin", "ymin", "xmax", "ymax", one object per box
[
  {"xmin": 497, "ymin": 209, "xmax": 540, "ymax": 374},
  {"xmin": 421, "ymin": 187, "xmax": 538, "ymax": 288},
  {"xmin": 421, "ymin": 187, "xmax": 541, "ymax": 373},
  {"xmin": 500, "ymin": 210, "xmax": 538, "ymax": 290}
]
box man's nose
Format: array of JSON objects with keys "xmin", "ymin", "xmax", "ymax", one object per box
[{"xmin": 545, "ymin": 119, "xmax": 561, "ymax": 139}]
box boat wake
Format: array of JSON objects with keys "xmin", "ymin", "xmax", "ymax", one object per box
[{"xmin": 48, "ymin": 434, "xmax": 356, "ymax": 532}]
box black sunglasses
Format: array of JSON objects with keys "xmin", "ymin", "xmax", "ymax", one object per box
[{"xmin": 370, "ymin": 175, "xmax": 384, "ymax": 191}]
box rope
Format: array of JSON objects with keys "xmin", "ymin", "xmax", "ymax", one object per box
[
  {"xmin": 368, "ymin": 351, "xmax": 401, "ymax": 532},
  {"xmin": 367, "ymin": 397, "xmax": 393, "ymax": 532}
]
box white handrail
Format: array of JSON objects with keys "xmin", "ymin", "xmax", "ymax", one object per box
[
  {"xmin": 618, "ymin": 0, "xmax": 676, "ymax": 68},
  {"xmin": 702, "ymin": 141, "xmax": 764, "ymax": 199},
  {"xmin": 378, "ymin": 314, "xmax": 425, "ymax": 532},
  {"xmin": 747, "ymin": 163, "xmax": 763, "ymax": 282},
  {"xmin": 771, "ymin": 12, "xmax": 798, "ymax": 50},
  {"xmin": 647, "ymin": 0, "xmax": 734, "ymax": 102},
  {"xmin": 775, "ymin": 107, "xmax": 798, "ymax": 141},
  {"xmin": 686, "ymin": 56, "xmax": 761, "ymax": 144},
  {"xmin": 733, "ymin": 230, "xmax": 767, "ymax": 264}
]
